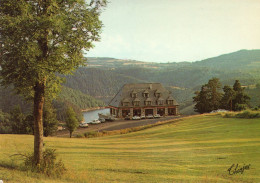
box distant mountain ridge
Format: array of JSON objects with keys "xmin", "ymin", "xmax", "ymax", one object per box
[
  {"xmin": 194, "ymin": 49, "xmax": 260, "ymax": 70},
  {"xmin": 87, "ymin": 49, "xmax": 260, "ymax": 70},
  {"xmin": 1, "ymin": 49, "xmax": 260, "ymax": 115}
]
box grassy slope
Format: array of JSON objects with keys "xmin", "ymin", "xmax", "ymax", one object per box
[{"xmin": 0, "ymin": 114, "xmax": 260, "ymax": 183}]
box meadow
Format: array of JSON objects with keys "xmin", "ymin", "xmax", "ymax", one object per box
[{"xmin": 0, "ymin": 114, "xmax": 260, "ymax": 183}]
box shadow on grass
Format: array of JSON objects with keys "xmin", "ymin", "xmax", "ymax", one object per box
[{"xmin": 0, "ymin": 160, "xmax": 19, "ymax": 170}]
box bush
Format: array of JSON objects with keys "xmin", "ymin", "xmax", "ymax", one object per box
[
  {"xmin": 84, "ymin": 131, "xmax": 100, "ymax": 138},
  {"xmin": 223, "ymin": 110, "xmax": 260, "ymax": 119},
  {"xmin": 75, "ymin": 134, "xmax": 84, "ymax": 138},
  {"xmin": 24, "ymin": 149, "xmax": 66, "ymax": 177}
]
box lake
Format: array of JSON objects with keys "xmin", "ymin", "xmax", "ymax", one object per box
[{"xmin": 83, "ymin": 108, "xmax": 110, "ymax": 123}]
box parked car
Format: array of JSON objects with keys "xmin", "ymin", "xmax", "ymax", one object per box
[
  {"xmin": 90, "ymin": 119, "xmax": 101, "ymax": 124},
  {"xmin": 57, "ymin": 126, "xmax": 66, "ymax": 131},
  {"xmin": 124, "ymin": 115, "xmax": 131, "ymax": 120},
  {"xmin": 140, "ymin": 115, "xmax": 146, "ymax": 119},
  {"xmin": 99, "ymin": 118, "xmax": 106, "ymax": 123},
  {"xmin": 79, "ymin": 122, "xmax": 89, "ymax": 128},
  {"xmin": 154, "ymin": 114, "xmax": 161, "ymax": 118},
  {"xmin": 132, "ymin": 115, "xmax": 141, "ymax": 120},
  {"xmin": 146, "ymin": 114, "xmax": 154, "ymax": 119},
  {"xmin": 210, "ymin": 109, "xmax": 229, "ymax": 113}
]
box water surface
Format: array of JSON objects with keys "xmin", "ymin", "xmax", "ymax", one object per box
[{"xmin": 83, "ymin": 108, "xmax": 110, "ymax": 123}]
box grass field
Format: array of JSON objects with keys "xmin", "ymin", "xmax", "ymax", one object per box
[{"xmin": 0, "ymin": 114, "xmax": 260, "ymax": 183}]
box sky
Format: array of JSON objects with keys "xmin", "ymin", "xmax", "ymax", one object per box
[{"xmin": 86, "ymin": 0, "xmax": 260, "ymax": 63}]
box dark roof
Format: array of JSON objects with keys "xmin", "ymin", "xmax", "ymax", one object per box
[{"xmin": 109, "ymin": 83, "xmax": 179, "ymax": 108}]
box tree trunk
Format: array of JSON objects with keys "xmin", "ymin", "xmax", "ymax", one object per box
[
  {"xmin": 70, "ymin": 131, "xmax": 72, "ymax": 138},
  {"xmin": 33, "ymin": 81, "xmax": 45, "ymax": 165}
]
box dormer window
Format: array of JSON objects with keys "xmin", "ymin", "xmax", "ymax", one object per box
[
  {"xmin": 155, "ymin": 90, "xmax": 161, "ymax": 97},
  {"xmin": 122, "ymin": 98, "xmax": 130, "ymax": 106},
  {"xmin": 144, "ymin": 98, "xmax": 152, "ymax": 106},
  {"xmin": 157, "ymin": 98, "xmax": 164, "ymax": 105},
  {"xmin": 133, "ymin": 98, "xmax": 140, "ymax": 106},
  {"xmin": 123, "ymin": 102, "xmax": 129, "ymax": 106},
  {"xmin": 143, "ymin": 90, "xmax": 149, "ymax": 98},
  {"xmin": 131, "ymin": 90, "xmax": 138, "ymax": 98},
  {"xmin": 133, "ymin": 101, "xmax": 140, "ymax": 106},
  {"xmin": 167, "ymin": 100, "xmax": 174, "ymax": 105},
  {"xmin": 144, "ymin": 101, "xmax": 151, "ymax": 106},
  {"xmin": 167, "ymin": 96, "xmax": 174, "ymax": 105}
]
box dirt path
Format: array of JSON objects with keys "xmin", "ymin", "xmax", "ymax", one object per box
[{"xmin": 56, "ymin": 116, "xmax": 182, "ymax": 138}]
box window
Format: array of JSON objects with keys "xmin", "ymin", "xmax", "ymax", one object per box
[
  {"xmin": 167, "ymin": 100, "xmax": 174, "ymax": 105},
  {"xmin": 144, "ymin": 93, "xmax": 149, "ymax": 98},
  {"xmin": 133, "ymin": 101, "xmax": 140, "ymax": 106},
  {"xmin": 123, "ymin": 102, "xmax": 129, "ymax": 106},
  {"xmin": 158, "ymin": 100, "xmax": 163, "ymax": 105},
  {"xmin": 144, "ymin": 101, "xmax": 151, "ymax": 106},
  {"xmin": 133, "ymin": 93, "xmax": 137, "ymax": 98},
  {"xmin": 143, "ymin": 90, "xmax": 149, "ymax": 98}
]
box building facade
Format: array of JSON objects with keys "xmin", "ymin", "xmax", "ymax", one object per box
[{"xmin": 108, "ymin": 83, "xmax": 179, "ymax": 118}]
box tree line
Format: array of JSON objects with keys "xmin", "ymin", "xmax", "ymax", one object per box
[{"xmin": 193, "ymin": 78, "xmax": 251, "ymax": 114}]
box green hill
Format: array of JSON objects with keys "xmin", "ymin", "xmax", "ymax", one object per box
[
  {"xmin": 194, "ymin": 49, "xmax": 260, "ymax": 70},
  {"xmin": 1, "ymin": 49, "xmax": 260, "ymax": 115},
  {"xmin": 1, "ymin": 114, "xmax": 260, "ymax": 182},
  {"xmin": 245, "ymin": 87, "xmax": 260, "ymax": 108}
]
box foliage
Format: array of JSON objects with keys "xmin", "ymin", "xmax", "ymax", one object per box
[
  {"xmin": 23, "ymin": 114, "xmax": 34, "ymax": 135},
  {"xmin": 193, "ymin": 78, "xmax": 222, "ymax": 113},
  {"xmin": 232, "ymin": 80, "xmax": 250, "ymax": 111},
  {"xmin": 43, "ymin": 100, "xmax": 58, "ymax": 137},
  {"xmin": 65, "ymin": 107, "xmax": 79, "ymax": 138},
  {"xmin": 9, "ymin": 105, "xmax": 26, "ymax": 134},
  {"xmin": 221, "ymin": 85, "xmax": 235, "ymax": 110},
  {"xmin": 223, "ymin": 110, "xmax": 260, "ymax": 118},
  {"xmin": 54, "ymin": 86, "xmax": 104, "ymax": 122},
  {"xmin": 256, "ymin": 83, "xmax": 260, "ymax": 89},
  {"xmin": 0, "ymin": 0, "xmax": 106, "ymax": 97},
  {"xmin": 0, "ymin": 0, "xmax": 106, "ymax": 164},
  {"xmin": 0, "ymin": 109, "xmax": 11, "ymax": 133},
  {"xmin": 245, "ymin": 86, "xmax": 260, "ymax": 108},
  {"xmin": 24, "ymin": 149, "xmax": 66, "ymax": 177},
  {"xmin": 194, "ymin": 79, "xmax": 252, "ymax": 113}
]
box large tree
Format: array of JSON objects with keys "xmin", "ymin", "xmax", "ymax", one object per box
[
  {"xmin": 65, "ymin": 106, "xmax": 79, "ymax": 138},
  {"xmin": 221, "ymin": 85, "xmax": 235, "ymax": 111},
  {"xmin": 232, "ymin": 80, "xmax": 250, "ymax": 111},
  {"xmin": 0, "ymin": 0, "xmax": 106, "ymax": 165},
  {"xmin": 193, "ymin": 78, "xmax": 222, "ymax": 113}
]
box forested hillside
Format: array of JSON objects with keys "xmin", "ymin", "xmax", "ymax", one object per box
[
  {"xmin": 61, "ymin": 49, "xmax": 260, "ymax": 113},
  {"xmin": 0, "ymin": 85, "xmax": 104, "ymax": 115},
  {"xmin": 1, "ymin": 49, "xmax": 260, "ymax": 116}
]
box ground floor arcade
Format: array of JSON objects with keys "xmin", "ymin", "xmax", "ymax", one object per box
[{"xmin": 109, "ymin": 106, "xmax": 178, "ymax": 118}]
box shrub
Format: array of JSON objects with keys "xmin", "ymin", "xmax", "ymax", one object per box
[
  {"xmin": 84, "ymin": 131, "xmax": 100, "ymax": 138},
  {"xmin": 223, "ymin": 110, "xmax": 260, "ymax": 119},
  {"xmin": 24, "ymin": 149, "xmax": 66, "ymax": 177},
  {"xmin": 75, "ymin": 134, "xmax": 84, "ymax": 138}
]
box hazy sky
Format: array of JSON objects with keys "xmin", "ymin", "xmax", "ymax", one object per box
[{"xmin": 86, "ymin": 0, "xmax": 260, "ymax": 62}]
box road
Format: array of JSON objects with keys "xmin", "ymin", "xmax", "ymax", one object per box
[{"xmin": 56, "ymin": 116, "xmax": 183, "ymax": 138}]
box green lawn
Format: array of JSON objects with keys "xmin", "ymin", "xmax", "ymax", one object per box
[{"xmin": 0, "ymin": 114, "xmax": 260, "ymax": 183}]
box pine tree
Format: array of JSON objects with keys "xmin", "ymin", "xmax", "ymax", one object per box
[
  {"xmin": 193, "ymin": 78, "xmax": 222, "ymax": 113},
  {"xmin": 232, "ymin": 80, "xmax": 250, "ymax": 111},
  {"xmin": 221, "ymin": 85, "xmax": 235, "ymax": 111}
]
